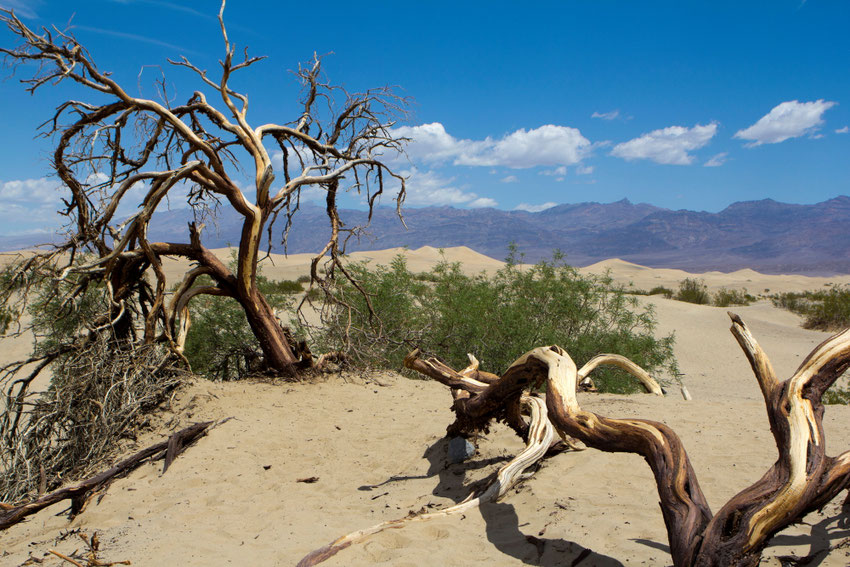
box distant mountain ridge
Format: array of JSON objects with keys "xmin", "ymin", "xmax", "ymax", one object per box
[{"xmin": 4, "ymin": 197, "xmax": 850, "ymax": 275}]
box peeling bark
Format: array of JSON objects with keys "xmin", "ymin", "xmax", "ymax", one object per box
[{"xmin": 403, "ymin": 314, "xmax": 850, "ymax": 566}]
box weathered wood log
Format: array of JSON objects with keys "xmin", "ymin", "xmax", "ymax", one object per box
[
  {"xmin": 298, "ymin": 351, "xmax": 666, "ymax": 565},
  {"xmin": 401, "ymin": 314, "xmax": 850, "ymax": 566},
  {"xmin": 0, "ymin": 421, "xmax": 213, "ymax": 530},
  {"xmin": 405, "ymin": 313, "xmax": 850, "ymax": 567}
]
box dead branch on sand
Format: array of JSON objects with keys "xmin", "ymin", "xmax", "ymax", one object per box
[
  {"xmin": 297, "ymin": 351, "xmax": 662, "ymax": 566},
  {"xmin": 0, "ymin": 421, "xmax": 213, "ymax": 530},
  {"xmin": 303, "ymin": 313, "xmax": 850, "ymax": 566}
]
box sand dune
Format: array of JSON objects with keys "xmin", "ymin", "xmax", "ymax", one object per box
[{"xmin": 3, "ymin": 249, "xmax": 850, "ymax": 565}]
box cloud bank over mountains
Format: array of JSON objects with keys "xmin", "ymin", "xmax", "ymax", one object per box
[{"xmin": 0, "ymin": 99, "xmax": 842, "ymax": 234}]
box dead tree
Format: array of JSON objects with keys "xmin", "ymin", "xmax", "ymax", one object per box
[
  {"xmin": 0, "ymin": 2, "xmax": 407, "ymax": 377},
  {"xmin": 405, "ymin": 313, "xmax": 850, "ymax": 567}
]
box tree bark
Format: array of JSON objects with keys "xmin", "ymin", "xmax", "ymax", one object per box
[
  {"xmin": 405, "ymin": 315, "xmax": 850, "ymax": 566},
  {"xmin": 238, "ymin": 285, "xmax": 298, "ymax": 376}
]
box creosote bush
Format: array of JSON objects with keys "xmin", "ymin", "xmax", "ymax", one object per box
[
  {"xmin": 772, "ymin": 286, "xmax": 850, "ymax": 331},
  {"xmin": 183, "ymin": 271, "xmax": 297, "ymax": 380},
  {"xmin": 712, "ymin": 287, "xmax": 754, "ymax": 307},
  {"xmin": 318, "ymin": 249, "xmax": 677, "ymax": 393},
  {"xmin": 675, "ymin": 278, "xmax": 710, "ymax": 305},
  {"xmin": 649, "ymin": 285, "xmax": 674, "ymax": 298}
]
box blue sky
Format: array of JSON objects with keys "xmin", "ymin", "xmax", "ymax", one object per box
[{"xmin": 0, "ymin": 0, "xmax": 848, "ymax": 235}]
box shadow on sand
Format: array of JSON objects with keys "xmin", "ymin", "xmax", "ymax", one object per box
[{"xmin": 364, "ymin": 437, "xmax": 625, "ymax": 566}]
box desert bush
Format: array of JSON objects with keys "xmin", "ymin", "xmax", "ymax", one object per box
[
  {"xmin": 824, "ymin": 386, "xmax": 850, "ymax": 405},
  {"xmin": 771, "ymin": 287, "xmax": 850, "ymax": 331},
  {"xmin": 713, "ymin": 288, "xmax": 754, "ymax": 307},
  {"xmin": 804, "ymin": 287, "xmax": 850, "ymax": 331},
  {"xmin": 296, "ymin": 274, "xmax": 311, "ymax": 284},
  {"xmin": 649, "ymin": 285, "xmax": 674, "ymax": 298},
  {"xmin": 318, "ymin": 250, "xmax": 677, "ymax": 394},
  {"xmin": 675, "ymin": 278, "xmax": 710, "ymax": 305},
  {"xmin": 262, "ymin": 279, "xmax": 305, "ymax": 294},
  {"xmin": 183, "ymin": 272, "xmax": 296, "ymax": 380}
]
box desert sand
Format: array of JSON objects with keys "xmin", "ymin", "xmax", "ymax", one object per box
[{"xmin": 2, "ymin": 246, "xmax": 850, "ymax": 566}]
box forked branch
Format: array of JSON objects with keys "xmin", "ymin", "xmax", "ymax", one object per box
[{"xmin": 399, "ymin": 314, "xmax": 850, "ymax": 566}]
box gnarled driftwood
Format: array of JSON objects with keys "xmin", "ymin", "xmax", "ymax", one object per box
[{"xmin": 407, "ymin": 313, "xmax": 850, "ymax": 566}]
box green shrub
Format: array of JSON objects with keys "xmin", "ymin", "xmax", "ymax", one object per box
[
  {"xmin": 262, "ymin": 279, "xmax": 304, "ymax": 294},
  {"xmin": 803, "ymin": 287, "xmax": 850, "ymax": 331},
  {"xmin": 713, "ymin": 288, "xmax": 754, "ymax": 307},
  {"xmin": 649, "ymin": 286, "xmax": 674, "ymax": 299},
  {"xmin": 824, "ymin": 386, "xmax": 850, "ymax": 405},
  {"xmin": 319, "ymin": 251, "xmax": 677, "ymax": 394},
  {"xmin": 675, "ymin": 278, "xmax": 710, "ymax": 305},
  {"xmin": 771, "ymin": 287, "xmax": 850, "ymax": 331},
  {"xmin": 296, "ymin": 274, "xmax": 311, "ymax": 284},
  {"xmin": 183, "ymin": 272, "xmax": 295, "ymax": 380}
]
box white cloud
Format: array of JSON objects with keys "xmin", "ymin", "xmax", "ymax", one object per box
[
  {"xmin": 592, "ymin": 110, "xmax": 620, "ymax": 120},
  {"xmin": 515, "ymin": 202, "xmax": 558, "ymax": 213},
  {"xmin": 540, "ymin": 166, "xmax": 568, "ymax": 177},
  {"xmin": 468, "ymin": 197, "xmax": 498, "ymax": 208},
  {"xmin": 500, "ymin": 175, "xmax": 518, "ymax": 183},
  {"xmin": 611, "ymin": 122, "xmax": 718, "ymax": 165},
  {"xmin": 296, "ymin": 186, "xmax": 326, "ymax": 202},
  {"xmin": 836, "ymin": 126, "xmax": 849, "ymax": 134},
  {"xmin": 576, "ymin": 164, "xmax": 594, "ymax": 175},
  {"xmin": 704, "ymin": 152, "xmax": 728, "ymax": 167},
  {"xmin": 401, "ymin": 168, "xmax": 497, "ymax": 208},
  {"xmin": 734, "ymin": 100, "xmax": 837, "ymax": 147},
  {"xmin": 459, "ymin": 125, "xmax": 591, "ymax": 168},
  {"xmin": 391, "ymin": 123, "xmax": 472, "ymax": 164},
  {"xmin": 393, "ymin": 123, "xmax": 592, "ymax": 169},
  {"xmin": 0, "ymin": 177, "xmax": 64, "ymax": 231}
]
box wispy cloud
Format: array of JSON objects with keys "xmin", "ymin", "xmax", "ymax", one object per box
[
  {"xmin": 704, "ymin": 152, "xmax": 729, "ymax": 167},
  {"xmin": 836, "ymin": 126, "xmax": 849, "ymax": 134},
  {"xmin": 109, "ymin": 0, "xmax": 258, "ymax": 36},
  {"xmin": 73, "ymin": 25, "xmax": 202, "ymax": 55},
  {"xmin": 611, "ymin": 122, "xmax": 718, "ymax": 165},
  {"xmin": 540, "ymin": 166, "xmax": 567, "ymax": 177},
  {"xmin": 592, "ymin": 110, "xmax": 620, "ymax": 120},
  {"xmin": 734, "ymin": 100, "xmax": 837, "ymax": 147},
  {"xmin": 500, "ymin": 175, "xmax": 518, "ymax": 183},
  {"xmin": 0, "ymin": 0, "xmax": 41, "ymax": 19},
  {"xmin": 0, "ymin": 177, "xmax": 64, "ymax": 231},
  {"xmin": 400, "ymin": 168, "xmax": 497, "ymax": 208}
]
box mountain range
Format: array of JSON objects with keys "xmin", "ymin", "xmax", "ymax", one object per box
[{"xmin": 4, "ymin": 196, "xmax": 850, "ymax": 275}]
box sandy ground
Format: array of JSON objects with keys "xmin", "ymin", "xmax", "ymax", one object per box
[{"xmin": 3, "ymin": 247, "xmax": 850, "ymax": 566}]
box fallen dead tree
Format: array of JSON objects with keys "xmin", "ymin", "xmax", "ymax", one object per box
[
  {"xmin": 298, "ymin": 350, "xmax": 663, "ymax": 566},
  {"xmin": 303, "ymin": 313, "xmax": 850, "ymax": 566},
  {"xmin": 0, "ymin": 420, "xmax": 213, "ymax": 530}
]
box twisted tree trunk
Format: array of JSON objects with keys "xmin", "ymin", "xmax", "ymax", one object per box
[{"xmin": 406, "ymin": 313, "xmax": 850, "ymax": 566}]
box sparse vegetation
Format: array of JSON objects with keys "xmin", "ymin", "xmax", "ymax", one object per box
[
  {"xmin": 712, "ymin": 287, "xmax": 754, "ymax": 307},
  {"xmin": 771, "ymin": 286, "xmax": 850, "ymax": 331},
  {"xmin": 316, "ymin": 249, "xmax": 677, "ymax": 394},
  {"xmin": 649, "ymin": 285, "xmax": 675, "ymax": 298},
  {"xmin": 675, "ymin": 278, "xmax": 710, "ymax": 305},
  {"xmin": 183, "ymin": 270, "xmax": 297, "ymax": 380}
]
